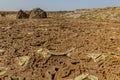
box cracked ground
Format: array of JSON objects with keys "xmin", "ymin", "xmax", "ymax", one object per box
[{"xmin": 0, "ymin": 14, "xmax": 120, "ymax": 80}]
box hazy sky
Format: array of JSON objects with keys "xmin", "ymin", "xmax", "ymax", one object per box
[{"xmin": 0, "ymin": 0, "xmax": 120, "ymax": 11}]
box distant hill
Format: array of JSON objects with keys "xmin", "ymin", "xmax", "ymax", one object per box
[{"xmin": 64, "ymin": 7, "xmax": 120, "ymax": 22}]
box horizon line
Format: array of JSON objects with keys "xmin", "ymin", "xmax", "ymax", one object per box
[{"xmin": 0, "ymin": 6, "xmax": 119, "ymax": 12}]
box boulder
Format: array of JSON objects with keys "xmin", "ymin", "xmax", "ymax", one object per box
[
  {"xmin": 16, "ymin": 10, "xmax": 29, "ymax": 19},
  {"xmin": 29, "ymin": 8, "xmax": 47, "ymax": 19}
]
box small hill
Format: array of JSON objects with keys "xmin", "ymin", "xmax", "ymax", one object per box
[{"xmin": 65, "ymin": 7, "xmax": 120, "ymax": 22}]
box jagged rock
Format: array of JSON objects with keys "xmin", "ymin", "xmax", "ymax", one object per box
[
  {"xmin": 29, "ymin": 8, "xmax": 47, "ymax": 19},
  {"xmin": 16, "ymin": 10, "xmax": 29, "ymax": 19},
  {"xmin": 88, "ymin": 75, "xmax": 98, "ymax": 80},
  {"xmin": 74, "ymin": 73, "xmax": 89, "ymax": 80},
  {"xmin": 15, "ymin": 56, "xmax": 30, "ymax": 67},
  {"xmin": 86, "ymin": 53, "xmax": 120, "ymax": 62},
  {"xmin": 37, "ymin": 48, "xmax": 51, "ymax": 58},
  {"xmin": 74, "ymin": 74, "xmax": 98, "ymax": 80},
  {"xmin": 36, "ymin": 48, "xmax": 75, "ymax": 58},
  {"xmin": 86, "ymin": 53, "xmax": 104, "ymax": 62}
]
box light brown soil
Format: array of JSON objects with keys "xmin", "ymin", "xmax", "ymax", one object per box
[{"xmin": 0, "ymin": 14, "xmax": 120, "ymax": 80}]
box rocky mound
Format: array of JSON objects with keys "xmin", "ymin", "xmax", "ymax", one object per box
[
  {"xmin": 29, "ymin": 8, "xmax": 47, "ymax": 19},
  {"xmin": 16, "ymin": 10, "xmax": 29, "ymax": 19}
]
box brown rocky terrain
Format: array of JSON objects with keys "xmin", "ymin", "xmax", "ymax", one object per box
[{"xmin": 0, "ymin": 7, "xmax": 120, "ymax": 80}]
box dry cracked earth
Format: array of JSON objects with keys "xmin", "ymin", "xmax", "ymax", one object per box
[{"xmin": 0, "ymin": 14, "xmax": 120, "ymax": 80}]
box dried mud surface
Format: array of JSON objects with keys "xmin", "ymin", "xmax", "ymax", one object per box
[{"xmin": 0, "ymin": 16, "xmax": 120, "ymax": 80}]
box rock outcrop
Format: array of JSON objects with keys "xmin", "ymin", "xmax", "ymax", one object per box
[
  {"xmin": 16, "ymin": 10, "xmax": 29, "ymax": 19},
  {"xmin": 16, "ymin": 8, "xmax": 47, "ymax": 19},
  {"xmin": 29, "ymin": 8, "xmax": 47, "ymax": 19}
]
